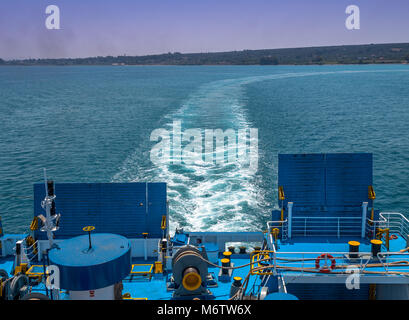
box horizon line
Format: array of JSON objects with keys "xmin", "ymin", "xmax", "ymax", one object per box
[{"xmin": 4, "ymin": 41, "xmax": 409, "ymax": 61}]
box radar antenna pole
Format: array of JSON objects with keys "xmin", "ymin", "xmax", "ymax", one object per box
[{"xmin": 41, "ymin": 168, "xmax": 60, "ymax": 248}]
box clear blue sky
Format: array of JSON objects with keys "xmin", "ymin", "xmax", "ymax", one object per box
[{"xmin": 0, "ymin": 0, "xmax": 408, "ymax": 59}]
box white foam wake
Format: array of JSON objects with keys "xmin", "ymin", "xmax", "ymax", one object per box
[{"xmin": 113, "ymin": 69, "xmax": 409, "ymax": 233}]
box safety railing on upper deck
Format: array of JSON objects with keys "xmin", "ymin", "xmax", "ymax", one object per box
[
  {"xmin": 291, "ymin": 216, "xmax": 362, "ymax": 238},
  {"xmin": 267, "ymin": 219, "xmax": 288, "ymax": 242},
  {"xmin": 267, "ymin": 215, "xmax": 364, "ymax": 241},
  {"xmin": 250, "ymin": 250, "xmax": 409, "ymax": 277},
  {"xmin": 12, "ymin": 239, "xmax": 39, "ymax": 266},
  {"xmin": 366, "ymin": 212, "xmax": 409, "ymax": 241},
  {"xmin": 22, "ymin": 240, "xmax": 39, "ymax": 263}
]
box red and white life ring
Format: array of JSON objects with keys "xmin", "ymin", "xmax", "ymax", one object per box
[{"xmin": 315, "ymin": 253, "xmax": 336, "ymax": 273}]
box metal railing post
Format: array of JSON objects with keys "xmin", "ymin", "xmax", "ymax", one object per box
[
  {"xmin": 400, "ymin": 217, "xmax": 404, "ymax": 237},
  {"xmin": 361, "ymin": 202, "xmax": 368, "ymax": 238},
  {"xmin": 273, "ymin": 251, "xmax": 277, "ymax": 275},
  {"xmin": 288, "ymin": 202, "xmax": 293, "ymax": 239}
]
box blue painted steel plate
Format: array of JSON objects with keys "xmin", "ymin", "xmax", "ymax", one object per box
[
  {"xmin": 34, "ymin": 182, "xmax": 167, "ymax": 240},
  {"xmin": 203, "ymin": 242, "xmax": 218, "ymax": 252},
  {"xmin": 278, "ymin": 153, "xmax": 373, "ymax": 208}
]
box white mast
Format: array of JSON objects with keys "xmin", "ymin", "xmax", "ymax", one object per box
[{"xmin": 40, "ymin": 168, "xmax": 60, "ymax": 248}]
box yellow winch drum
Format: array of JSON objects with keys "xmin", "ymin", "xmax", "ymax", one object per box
[
  {"xmin": 182, "ymin": 267, "xmax": 202, "ymax": 291},
  {"xmin": 171, "ymin": 245, "xmax": 208, "ymax": 297}
]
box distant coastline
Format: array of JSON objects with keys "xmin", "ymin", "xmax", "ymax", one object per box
[{"xmin": 1, "ymin": 43, "xmax": 409, "ymax": 66}]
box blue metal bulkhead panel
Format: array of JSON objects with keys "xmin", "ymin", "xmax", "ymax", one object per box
[
  {"xmin": 325, "ymin": 153, "xmax": 372, "ymax": 207},
  {"xmin": 278, "ymin": 154, "xmax": 326, "ymax": 207},
  {"xmin": 278, "ymin": 153, "xmax": 373, "ymax": 209},
  {"xmin": 277, "ymin": 154, "xmax": 373, "ymax": 236},
  {"xmin": 48, "ymin": 233, "xmax": 131, "ymax": 291},
  {"xmin": 147, "ymin": 182, "xmax": 167, "ymax": 237},
  {"xmin": 34, "ymin": 182, "xmax": 167, "ymax": 240}
]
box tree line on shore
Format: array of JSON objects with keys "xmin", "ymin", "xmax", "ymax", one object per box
[{"xmin": 2, "ymin": 43, "xmax": 409, "ymax": 66}]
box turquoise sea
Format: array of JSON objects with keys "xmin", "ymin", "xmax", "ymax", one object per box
[{"xmin": 1, "ymin": 65, "xmax": 409, "ymax": 234}]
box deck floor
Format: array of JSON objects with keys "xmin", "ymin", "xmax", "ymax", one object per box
[
  {"xmin": 2, "ymin": 234, "xmax": 409, "ymax": 299},
  {"xmin": 122, "ymin": 256, "xmax": 256, "ymax": 300},
  {"xmin": 273, "ymin": 233, "xmax": 409, "ymax": 280},
  {"xmin": 0, "ymin": 255, "xmax": 258, "ymax": 300}
]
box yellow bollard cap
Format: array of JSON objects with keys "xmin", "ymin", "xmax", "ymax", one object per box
[
  {"xmin": 223, "ymin": 251, "xmax": 232, "ymax": 257},
  {"xmin": 371, "ymin": 239, "xmax": 383, "ymax": 245},
  {"xmin": 348, "ymin": 241, "xmax": 360, "ymax": 246},
  {"xmin": 221, "ymin": 258, "xmax": 230, "ymax": 263}
]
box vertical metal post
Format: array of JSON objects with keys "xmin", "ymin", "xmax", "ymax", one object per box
[
  {"xmin": 273, "ymin": 250, "xmax": 277, "ymax": 275},
  {"xmin": 15, "ymin": 240, "xmax": 22, "ymax": 268},
  {"xmin": 144, "ymin": 239, "xmax": 147, "ymax": 261},
  {"xmin": 288, "ymin": 202, "xmax": 293, "ymax": 239},
  {"xmin": 400, "ymin": 217, "xmax": 403, "ymax": 237},
  {"xmin": 46, "ymin": 250, "xmax": 53, "ymax": 301},
  {"xmin": 373, "ymin": 222, "xmax": 376, "ymax": 239},
  {"xmin": 361, "ymin": 202, "xmax": 368, "ymax": 238},
  {"xmin": 43, "ymin": 169, "xmax": 54, "ymax": 248},
  {"xmin": 42, "ymin": 251, "xmax": 49, "ymax": 298},
  {"xmin": 88, "ymin": 231, "xmax": 92, "ymax": 250},
  {"xmin": 142, "ymin": 233, "xmax": 148, "ymax": 261}
]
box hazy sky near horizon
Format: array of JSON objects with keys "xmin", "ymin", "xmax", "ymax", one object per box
[{"xmin": 0, "ymin": 0, "xmax": 408, "ymax": 59}]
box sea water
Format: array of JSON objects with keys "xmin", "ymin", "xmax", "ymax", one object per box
[{"xmin": 0, "ymin": 64, "xmax": 408, "ymax": 233}]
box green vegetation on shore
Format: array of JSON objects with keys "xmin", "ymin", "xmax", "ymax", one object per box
[{"xmin": 3, "ymin": 43, "xmax": 409, "ymax": 66}]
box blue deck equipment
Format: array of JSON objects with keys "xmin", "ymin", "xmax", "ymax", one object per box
[
  {"xmin": 1, "ymin": 156, "xmax": 409, "ymax": 300},
  {"xmin": 277, "ymin": 153, "xmax": 374, "ymax": 237},
  {"xmin": 48, "ymin": 233, "xmax": 131, "ymax": 291},
  {"xmin": 33, "ymin": 182, "xmax": 167, "ymax": 240}
]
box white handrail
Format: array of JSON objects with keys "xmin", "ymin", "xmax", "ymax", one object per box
[
  {"xmin": 267, "ymin": 219, "xmax": 288, "ymax": 240},
  {"xmin": 367, "ymin": 212, "xmax": 409, "ymax": 240},
  {"xmin": 292, "ymin": 216, "xmax": 362, "ymax": 237}
]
